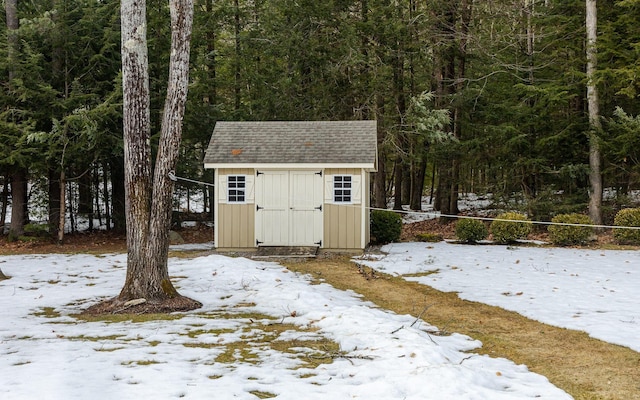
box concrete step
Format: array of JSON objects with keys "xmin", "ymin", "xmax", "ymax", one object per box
[{"xmin": 252, "ymin": 246, "xmax": 319, "ymax": 258}]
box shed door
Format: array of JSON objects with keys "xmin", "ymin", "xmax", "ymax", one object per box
[{"xmin": 255, "ymin": 170, "xmax": 323, "ymax": 246}]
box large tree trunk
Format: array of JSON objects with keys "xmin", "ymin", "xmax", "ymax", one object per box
[
  {"xmin": 83, "ymin": 0, "xmax": 200, "ymax": 314},
  {"xmin": 113, "ymin": 0, "xmax": 200, "ymax": 310},
  {"xmin": 123, "ymin": 0, "xmax": 195, "ymax": 301},
  {"xmin": 586, "ymin": 0, "xmax": 602, "ymax": 225},
  {"xmin": 120, "ymin": 0, "xmax": 152, "ymax": 288},
  {"xmin": 9, "ymin": 169, "xmax": 27, "ymax": 238}
]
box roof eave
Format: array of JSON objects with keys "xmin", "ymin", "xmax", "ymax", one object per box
[{"xmin": 204, "ymin": 162, "xmax": 377, "ymax": 172}]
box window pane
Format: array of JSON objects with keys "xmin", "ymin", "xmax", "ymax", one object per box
[
  {"xmin": 228, "ymin": 175, "xmax": 246, "ymax": 203},
  {"xmin": 333, "ymin": 175, "xmax": 352, "ymax": 203}
]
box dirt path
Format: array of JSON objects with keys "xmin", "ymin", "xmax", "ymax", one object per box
[{"xmin": 283, "ymin": 257, "xmax": 640, "ymax": 400}]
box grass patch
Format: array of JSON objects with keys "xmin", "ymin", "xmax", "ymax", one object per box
[
  {"xmin": 249, "ymin": 391, "xmax": 277, "ymax": 399},
  {"xmin": 215, "ymin": 346, "xmax": 260, "ymax": 364},
  {"xmin": 401, "ymin": 270, "xmax": 440, "ymax": 278},
  {"xmin": 95, "ymin": 347, "xmax": 125, "ymax": 352},
  {"xmin": 122, "ymin": 360, "xmax": 163, "ymax": 366},
  {"xmin": 74, "ymin": 313, "xmax": 185, "ymax": 323},
  {"xmin": 183, "ymin": 342, "xmax": 221, "ymax": 349},
  {"xmin": 234, "ymin": 302, "xmax": 257, "ymax": 308},
  {"xmin": 197, "ymin": 311, "xmax": 277, "ymax": 322},
  {"xmin": 32, "ymin": 307, "xmax": 61, "ymax": 318},
  {"xmin": 184, "ymin": 328, "xmax": 236, "ymax": 338},
  {"xmin": 65, "ymin": 334, "xmax": 125, "ymax": 342},
  {"xmin": 182, "ymin": 316, "xmax": 341, "ymax": 370}
]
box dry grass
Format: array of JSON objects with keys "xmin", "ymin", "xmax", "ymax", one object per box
[{"xmin": 283, "ymin": 257, "xmax": 640, "ymax": 400}]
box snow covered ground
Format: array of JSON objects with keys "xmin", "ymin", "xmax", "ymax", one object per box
[
  {"xmin": 356, "ymin": 242, "xmax": 640, "ymax": 352},
  {"xmin": 0, "ymin": 249, "xmax": 570, "ymax": 399}
]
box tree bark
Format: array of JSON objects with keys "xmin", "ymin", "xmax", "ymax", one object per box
[
  {"xmin": 410, "ymin": 153, "xmax": 428, "ymax": 211},
  {"xmin": 138, "ymin": 0, "xmax": 195, "ymax": 299},
  {"xmin": 6, "ymin": 0, "xmax": 18, "ymax": 83},
  {"xmin": 9, "ymin": 170, "xmax": 27, "ymax": 238},
  {"xmin": 1, "ymin": 174, "xmax": 8, "ymax": 232},
  {"xmin": 114, "ymin": 0, "xmax": 200, "ymax": 311},
  {"xmin": 119, "ymin": 0, "xmax": 155, "ymax": 300},
  {"xmin": 57, "ymin": 171, "xmax": 66, "ymax": 244},
  {"xmin": 586, "ymin": 0, "xmax": 602, "ymax": 225},
  {"xmin": 109, "ymin": 157, "xmax": 126, "ymax": 233},
  {"xmin": 78, "ymin": 168, "xmax": 93, "ymax": 215},
  {"xmin": 48, "ymin": 169, "xmax": 61, "ymax": 236}
]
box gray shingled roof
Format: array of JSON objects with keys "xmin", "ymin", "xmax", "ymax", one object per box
[{"xmin": 203, "ymin": 121, "xmax": 377, "ymax": 167}]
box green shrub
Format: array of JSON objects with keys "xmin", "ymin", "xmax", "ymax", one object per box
[
  {"xmin": 613, "ymin": 208, "xmax": 640, "ymax": 245},
  {"xmin": 24, "ymin": 223, "xmax": 50, "ymax": 237},
  {"xmin": 370, "ymin": 210, "xmax": 402, "ymax": 244},
  {"xmin": 547, "ymin": 213, "xmax": 594, "ymax": 246},
  {"xmin": 455, "ymin": 218, "xmax": 488, "ymax": 243},
  {"xmin": 490, "ymin": 212, "xmax": 532, "ymax": 244},
  {"xmin": 415, "ymin": 232, "xmax": 443, "ymax": 243}
]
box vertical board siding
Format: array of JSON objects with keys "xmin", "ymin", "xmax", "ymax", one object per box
[
  {"xmin": 324, "ymin": 168, "xmax": 362, "ymax": 249},
  {"xmin": 218, "ymin": 168, "xmax": 255, "ymax": 248},
  {"xmin": 364, "ymin": 172, "xmax": 371, "ymax": 245}
]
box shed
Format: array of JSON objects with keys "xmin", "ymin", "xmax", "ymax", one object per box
[{"xmin": 203, "ymin": 120, "xmax": 378, "ymax": 252}]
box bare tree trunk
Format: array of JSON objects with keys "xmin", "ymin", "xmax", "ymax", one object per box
[
  {"xmin": 78, "ymin": 168, "xmax": 93, "ymax": 215},
  {"xmin": 6, "ymin": 0, "xmax": 26, "ymax": 239},
  {"xmin": 410, "ymin": 154, "xmax": 428, "ymax": 211},
  {"xmin": 6, "ymin": 0, "xmax": 18, "ymax": 81},
  {"xmin": 374, "ymin": 94, "xmax": 388, "ymax": 209},
  {"xmin": 139, "ymin": 0, "xmax": 196, "ymax": 299},
  {"xmin": 57, "ymin": 171, "xmax": 66, "ymax": 244},
  {"xmin": 119, "ymin": 0, "xmax": 155, "ymax": 299},
  {"xmin": 0, "ymin": 173, "xmax": 8, "ymax": 232},
  {"xmin": 586, "ymin": 0, "xmax": 602, "ymax": 225},
  {"xmin": 113, "ymin": 0, "xmax": 200, "ymax": 311},
  {"xmin": 9, "ymin": 170, "xmax": 27, "ymax": 238},
  {"xmin": 48, "ymin": 169, "xmax": 61, "ymax": 236}
]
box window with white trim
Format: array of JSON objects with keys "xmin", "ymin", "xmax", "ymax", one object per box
[
  {"xmin": 333, "ymin": 175, "xmax": 352, "ymax": 203},
  {"xmin": 227, "ymin": 175, "xmax": 246, "ymax": 203}
]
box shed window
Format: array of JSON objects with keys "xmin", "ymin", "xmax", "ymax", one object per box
[
  {"xmin": 227, "ymin": 175, "xmax": 246, "ymax": 203},
  {"xmin": 333, "ymin": 175, "xmax": 352, "ymax": 203}
]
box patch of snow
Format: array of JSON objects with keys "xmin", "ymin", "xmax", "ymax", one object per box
[
  {"xmin": 357, "ymin": 242, "xmax": 640, "ymax": 352},
  {"xmin": 0, "ymin": 252, "xmax": 569, "ymax": 399}
]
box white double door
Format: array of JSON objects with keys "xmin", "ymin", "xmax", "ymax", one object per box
[{"xmin": 255, "ymin": 170, "xmax": 323, "ymax": 246}]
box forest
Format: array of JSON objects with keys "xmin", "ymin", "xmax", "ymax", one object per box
[{"xmin": 2, "ymin": 0, "xmax": 640, "ymax": 238}]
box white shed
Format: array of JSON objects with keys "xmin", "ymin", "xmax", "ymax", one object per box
[{"xmin": 203, "ymin": 121, "xmax": 378, "ymax": 253}]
